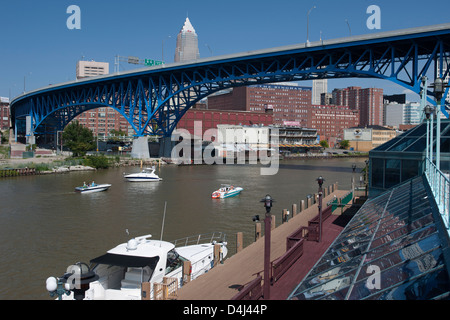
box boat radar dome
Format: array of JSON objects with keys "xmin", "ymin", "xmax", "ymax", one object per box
[{"xmin": 126, "ymin": 238, "xmax": 138, "ymax": 251}]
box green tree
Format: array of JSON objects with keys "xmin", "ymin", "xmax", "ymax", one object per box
[
  {"xmin": 319, "ymin": 140, "xmax": 329, "ymax": 148},
  {"xmin": 63, "ymin": 121, "xmax": 95, "ymax": 156},
  {"xmin": 109, "ymin": 129, "xmax": 126, "ymax": 136},
  {"xmin": 339, "ymin": 140, "xmax": 350, "ymax": 150}
]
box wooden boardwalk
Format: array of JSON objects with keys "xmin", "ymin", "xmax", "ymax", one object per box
[{"xmin": 177, "ymin": 189, "xmax": 353, "ymax": 300}]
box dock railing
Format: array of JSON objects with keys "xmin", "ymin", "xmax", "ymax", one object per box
[{"xmin": 425, "ymin": 158, "xmax": 450, "ymax": 233}]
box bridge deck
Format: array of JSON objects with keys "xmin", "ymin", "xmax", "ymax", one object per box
[{"xmin": 176, "ymin": 190, "xmax": 351, "ymax": 300}]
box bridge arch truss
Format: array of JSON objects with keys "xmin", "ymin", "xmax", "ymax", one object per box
[{"xmin": 11, "ymin": 24, "xmax": 450, "ymax": 139}]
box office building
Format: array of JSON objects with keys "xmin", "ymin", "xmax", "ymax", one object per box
[
  {"xmin": 312, "ymin": 79, "xmax": 327, "ymax": 105},
  {"xmin": 384, "ymin": 93, "xmax": 406, "ymax": 104},
  {"xmin": 333, "ymin": 86, "xmax": 384, "ymax": 126},
  {"xmin": 343, "ymin": 125, "xmax": 397, "ymax": 152},
  {"xmin": 76, "ymin": 60, "xmax": 109, "ymax": 79},
  {"xmin": 174, "ymin": 18, "xmax": 200, "ymax": 62},
  {"xmin": 384, "ymin": 102, "xmax": 405, "ymax": 128},
  {"xmin": 384, "ymin": 101, "xmax": 422, "ymax": 128},
  {"xmin": 0, "ymin": 97, "xmax": 10, "ymax": 131}
]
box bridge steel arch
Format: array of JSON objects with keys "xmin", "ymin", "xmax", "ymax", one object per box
[{"xmin": 11, "ymin": 23, "xmax": 450, "ymax": 140}]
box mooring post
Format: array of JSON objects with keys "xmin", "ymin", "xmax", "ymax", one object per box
[
  {"xmin": 282, "ymin": 209, "xmax": 288, "ymax": 223},
  {"xmin": 300, "ymin": 200, "xmax": 306, "ymax": 212},
  {"xmin": 292, "ymin": 203, "xmax": 297, "ymax": 217},
  {"xmin": 236, "ymin": 232, "xmax": 243, "ymax": 253},
  {"xmin": 182, "ymin": 260, "xmax": 191, "ymax": 285},
  {"xmin": 214, "ymin": 244, "xmax": 221, "ymax": 266},
  {"xmin": 255, "ymin": 223, "xmax": 261, "ymax": 241}
]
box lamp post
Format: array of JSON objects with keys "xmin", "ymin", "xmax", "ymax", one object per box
[
  {"xmin": 424, "ymin": 105, "xmax": 432, "ymax": 166},
  {"xmin": 432, "ymin": 77, "xmax": 448, "ymax": 171},
  {"xmin": 306, "ymin": 6, "xmax": 316, "ymax": 46},
  {"xmin": 352, "ymin": 163, "xmax": 356, "ymax": 199},
  {"xmin": 345, "ymin": 19, "xmax": 352, "ymax": 36},
  {"xmin": 260, "ymin": 194, "xmax": 275, "ymax": 300},
  {"xmin": 316, "ymin": 176, "xmax": 324, "ymax": 242},
  {"xmin": 46, "ymin": 276, "xmax": 71, "ymax": 300}
]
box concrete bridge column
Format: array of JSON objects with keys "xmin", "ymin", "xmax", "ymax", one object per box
[
  {"xmin": 131, "ymin": 136, "xmax": 150, "ymax": 159},
  {"xmin": 25, "ymin": 116, "xmax": 35, "ymax": 145},
  {"xmin": 158, "ymin": 136, "xmax": 176, "ymax": 158}
]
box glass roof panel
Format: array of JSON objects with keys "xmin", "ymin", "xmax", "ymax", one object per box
[
  {"xmin": 388, "ymin": 138, "xmax": 417, "ymax": 151},
  {"xmin": 288, "ymin": 176, "xmax": 450, "ymax": 300}
]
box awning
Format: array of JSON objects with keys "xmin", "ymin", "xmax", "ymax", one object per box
[{"xmin": 90, "ymin": 253, "xmax": 160, "ymax": 268}]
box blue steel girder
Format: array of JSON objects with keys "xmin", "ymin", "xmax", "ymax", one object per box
[{"xmin": 11, "ymin": 24, "xmax": 450, "ymax": 138}]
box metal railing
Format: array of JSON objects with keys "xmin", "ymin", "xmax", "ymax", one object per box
[
  {"xmin": 425, "ymin": 158, "xmax": 450, "ymax": 233},
  {"xmin": 170, "ymin": 232, "xmax": 227, "ymax": 248}
]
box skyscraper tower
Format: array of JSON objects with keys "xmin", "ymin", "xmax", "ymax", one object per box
[
  {"xmin": 312, "ymin": 79, "xmax": 327, "ymax": 105},
  {"xmin": 174, "ymin": 17, "xmax": 200, "ymax": 62}
]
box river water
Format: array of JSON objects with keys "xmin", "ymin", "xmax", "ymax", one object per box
[{"xmin": 0, "ymin": 157, "xmax": 367, "ymax": 299}]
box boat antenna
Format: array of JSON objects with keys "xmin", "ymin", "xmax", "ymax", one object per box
[{"xmin": 160, "ymin": 201, "xmax": 167, "ymax": 246}]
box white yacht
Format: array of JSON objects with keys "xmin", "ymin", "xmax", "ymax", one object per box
[
  {"xmin": 123, "ymin": 167, "xmax": 162, "ymax": 182},
  {"xmin": 46, "ymin": 232, "xmax": 227, "ymax": 300}
]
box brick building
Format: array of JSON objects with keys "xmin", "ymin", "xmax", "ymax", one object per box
[
  {"xmin": 75, "ymin": 107, "xmax": 130, "ymax": 137},
  {"xmin": 207, "ymin": 84, "xmax": 312, "ymax": 126},
  {"xmin": 306, "ymin": 105, "xmax": 360, "ymax": 147},
  {"xmin": 332, "ymin": 86, "xmax": 384, "ymax": 127},
  {"xmin": 176, "ymin": 108, "xmax": 273, "ymax": 137}
]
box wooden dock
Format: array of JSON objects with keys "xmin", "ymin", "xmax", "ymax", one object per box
[{"xmin": 177, "ymin": 189, "xmax": 355, "ymax": 300}]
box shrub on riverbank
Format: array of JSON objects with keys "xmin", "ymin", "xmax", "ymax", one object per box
[{"xmin": 83, "ymin": 155, "xmax": 110, "ymax": 169}]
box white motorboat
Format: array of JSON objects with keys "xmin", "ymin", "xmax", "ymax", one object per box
[
  {"xmin": 211, "ymin": 185, "xmax": 243, "ymax": 199},
  {"xmin": 123, "ymin": 167, "xmax": 162, "ymax": 182},
  {"xmin": 46, "ymin": 232, "xmax": 228, "ymax": 300},
  {"xmin": 75, "ymin": 182, "xmax": 111, "ymax": 193}
]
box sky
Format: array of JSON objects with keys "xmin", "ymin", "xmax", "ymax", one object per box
[{"xmin": 1, "ymin": 0, "xmax": 450, "ymax": 101}]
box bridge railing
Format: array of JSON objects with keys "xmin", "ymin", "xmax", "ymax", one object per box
[{"xmin": 425, "ymin": 158, "xmax": 450, "ymax": 233}]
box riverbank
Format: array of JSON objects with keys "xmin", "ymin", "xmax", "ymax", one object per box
[{"xmin": 0, "ymin": 154, "xmax": 167, "ymax": 176}]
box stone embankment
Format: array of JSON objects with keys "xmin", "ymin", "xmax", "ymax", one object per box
[{"xmin": 0, "ymin": 157, "xmax": 167, "ymax": 178}]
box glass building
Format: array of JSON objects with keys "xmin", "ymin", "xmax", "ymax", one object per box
[
  {"xmin": 174, "ymin": 18, "xmax": 200, "ymax": 63},
  {"xmin": 368, "ymin": 119, "xmax": 450, "ymax": 196},
  {"xmin": 288, "ymin": 175, "xmax": 450, "ymax": 300}
]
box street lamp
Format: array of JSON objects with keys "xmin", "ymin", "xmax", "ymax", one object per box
[
  {"xmin": 46, "ymin": 276, "xmax": 71, "ymax": 300},
  {"xmin": 424, "ymin": 105, "xmax": 433, "ymax": 164},
  {"xmin": 316, "ymin": 176, "xmax": 324, "ymax": 242},
  {"xmin": 260, "ymin": 194, "xmax": 275, "ymax": 300},
  {"xmin": 431, "ymin": 77, "xmax": 448, "ymax": 171},
  {"xmin": 345, "ymin": 19, "xmax": 352, "ymax": 36},
  {"xmin": 352, "ymin": 163, "xmax": 356, "ymax": 200},
  {"xmin": 306, "ymin": 6, "xmax": 316, "ymax": 46}
]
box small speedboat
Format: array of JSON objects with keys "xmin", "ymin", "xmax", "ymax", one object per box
[
  {"xmin": 123, "ymin": 167, "xmax": 162, "ymax": 182},
  {"xmin": 211, "ymin": 185, "xmax": 243, "ymax": 199},
  {"xmin": 75, "ymin": 182, "xmax": 111, "ymax": 193},
  {"xmin": 45, "ymin": 232, "xmax": 228, "ymax": 300}
]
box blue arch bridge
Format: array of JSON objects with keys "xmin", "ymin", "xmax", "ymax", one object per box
[{"xmin": 10, "ymin": 23, "xmax": 450, "ymax": 157}]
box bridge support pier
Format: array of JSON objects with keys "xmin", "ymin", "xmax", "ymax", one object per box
[
  {"xmin": 158, "ymin": 136, "xmax": 176, "ymax": 158},
  {"xmin": 131, "ymin": 136, "xmax": 150, "ymax": 159}
]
